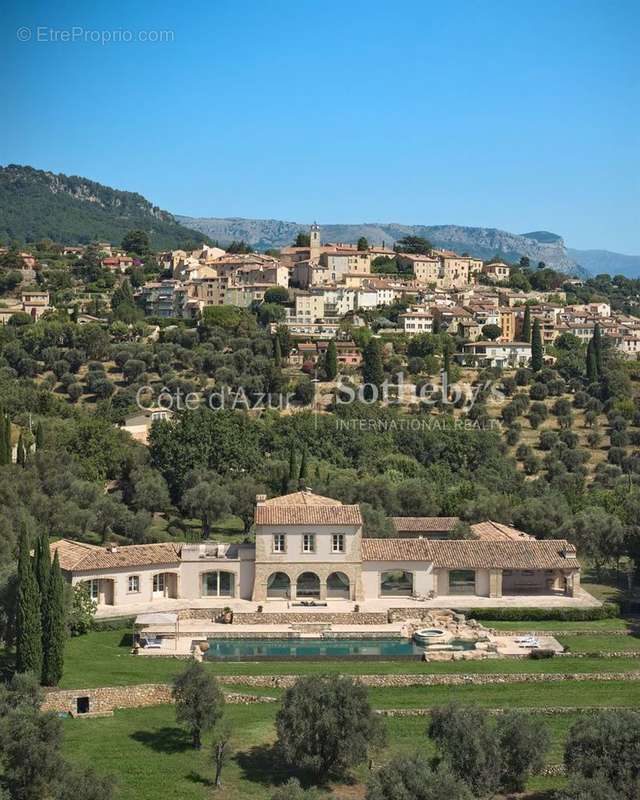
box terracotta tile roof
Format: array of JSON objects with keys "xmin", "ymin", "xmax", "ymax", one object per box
[
  {"xmin": 51, "ymin": 539, "xmax": 181, "ymax": 572},
  {"xmin": 392, "ymin": 517, "xmax": 460, "ymax": 533},
  {"xmin": 361, "ymin": 538, "xmax": 578, "ymax": 569},
  {"xmin": 263, "ymin": 491, "xmax": 342, "ymax": 507},
  {"xmin": 257, "ymin": 491, "xmax": 362, "ymax": 525},
  {"xmin": 471, "ymin": 521, "xmax": 535, "ymax": 542}
]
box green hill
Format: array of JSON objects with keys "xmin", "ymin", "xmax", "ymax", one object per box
[{"xmin": 0, "ymin": 164, "xmax": 210, "ymax": 249}]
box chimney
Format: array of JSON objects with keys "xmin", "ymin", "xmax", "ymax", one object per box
[
  {"xmin": 106, "ymin": 544, "xmax": 119, "ymax": 553},
  {"xmin": 256, "ymin": 494, "xmax": 267, "ymax": 505}
]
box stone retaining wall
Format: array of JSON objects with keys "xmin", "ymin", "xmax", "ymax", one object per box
[
  {"xmin": 500, "ymin": 629, "xmax": 637, "ymax": 637},
  {"xmin": 42, "ymin": 684, "xmax": 276, "ymax": 714},
  {"xmin": 178, "ymin": 610, "xmax": 390, "ymax": 625},
  {"xmin": 215, "ymin": 670, "xmax": 640, "ymax": 689}
]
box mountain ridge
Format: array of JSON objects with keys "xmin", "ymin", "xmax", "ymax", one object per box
[{"xmin": 177, "ymin": 215, "xmax": 589, "ymax": 276}]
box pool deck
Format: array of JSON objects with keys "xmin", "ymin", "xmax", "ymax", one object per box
[{"xmin": 95, "ymin": 587, "xmax": 600, "ymax": 619}]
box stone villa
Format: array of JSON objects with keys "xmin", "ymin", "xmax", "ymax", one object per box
[{"xmin": 51, "ymin": 491, "xmax": 582, "ymax": 610}]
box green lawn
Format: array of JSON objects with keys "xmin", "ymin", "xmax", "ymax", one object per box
[
  {"xmin": 558, "ymin": 634, "xmax": 640, "ymax": 653},
  {"xmin": 53, "ymin": 629, "xmax": 630, "ymax": 686},
  {"xmin": 486, "ymin": 618, "xmax": 633, "ymax": 632},
  {"xmin": 226, "ymin": 680, "xmax": 640, "ymax": 710},
  {"xmin": 56, "ymin": 628, "xmax": 640, "ymax": 689},
  {"xmin": 62, "ymin": 701, "xmax": 574, "ymax": 800}
]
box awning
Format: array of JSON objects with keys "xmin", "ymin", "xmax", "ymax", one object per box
[{"xmin": 134, "ymin": 613, "xmax": 178, "ymax": 626}]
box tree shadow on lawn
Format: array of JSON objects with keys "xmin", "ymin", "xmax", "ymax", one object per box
[
  {"xmin": 130, "ymin": 726, "xmax": 192, "ymax": 754},
  {"xmin": 185, "ymin": 771, "xmax": 213, "ymax": 788},
  {"xmin": 235, "ymin": 743, "xmax": 352, "ymax": 792}
]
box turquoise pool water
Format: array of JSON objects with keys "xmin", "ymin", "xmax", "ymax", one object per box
[{"xmin": 203, "ymin": 637, "xmax": 425, "ymax": 659}]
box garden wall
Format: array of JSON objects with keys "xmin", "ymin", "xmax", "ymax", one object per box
[{"xmin": 42, "ymin": 684, "xmax": 275, "ymax": 714}]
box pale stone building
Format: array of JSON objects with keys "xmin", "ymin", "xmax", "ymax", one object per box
[{"xmin": 52, "ymin": 491, "xmax": 581, "ymax": 609}]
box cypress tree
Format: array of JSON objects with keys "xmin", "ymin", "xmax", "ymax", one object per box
[
  {"xmin": 443, "ymin": 344, "xmax": 451, "ymax": 382},
  {"xmin": 521, "ymin": 305, "xmax": 531, "ymax": 343},
  {"xmin": 592, "ymin": 323, "xmax": 603, "ymax": 374},
  {"xmin": 34, "ymin": 531, "xmax": 51, "ymax": 630},
  {"xmin": 586, "ymin": 338, "xmax": 597, "ymax": 383},
  {"xmin": 273, "ymin": 336, "xmax": 282, "ymax": 367},
  {"xmin": 325, "ymin": 340, "xmax": 338, "ymax": 380},
  {"xmin": 15, "ymin": 529, "xmax": 43, "ymax": 676},
  {"xmin": 3, "ymin": 415, "xmax": 11, "ymax": 465},
  {"xmin": 16, "ymin": 433, "xmax": 26, "ymax": 466},
  {"xmin": 35, "ymin": 421, "xmax": 44, "ymax": 450},
  {"xmin": 298, "ymin": 450, "xmax": 308, "ymax": 489},
  {"xmin": 0, "ymin": 414, "xmax": 8, "ymax": 465},
  {"xmin": 288, "ymin": 447, "xmax": 298, "ymax": 485},
  {"xmin": 531, "ymin": 319, "xmax": 543, "ymax": 372},
  {"xmin": 362, "ymin": 338, "xmax": 384, "ymax": 400},
  {"xmin": 42, "ymin": 551, "xmax": 65, "ymax": 686}
]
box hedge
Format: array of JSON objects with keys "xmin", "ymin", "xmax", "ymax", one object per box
[
  {"xmin": 459, "ymin": 603, "xmax": 620, "ymax": 622},
  {"xmin": 92, "ymin": 616, "xmax": 136, "ymax": 631}
]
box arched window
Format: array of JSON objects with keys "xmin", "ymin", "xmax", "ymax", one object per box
[
  {"xmin": 267, "ymin": 572, "xmax": 291, "ymax": 599},
  {"xmin": 296, "ymin": 572, "xmax": 320, "ymax": 598},
  {"xmin": 327, "ymin": 571, "xmax": 350, "ymax": 599},
  {"xmin": 380, "ymin": 570, "xmax": 413, "ymax": 597},
  {"xmin": 201, "ymin": 571, "xmax": 235, "ymax": 598}
]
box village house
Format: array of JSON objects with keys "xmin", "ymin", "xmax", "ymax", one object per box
[
  {"xmin": 0, "ymin": 290, "xmax": 51, "ymax": 323},
  {"xmin": 399, "ymin": 309, "xmax": 434, "ymax": 334},
  {"xmin": 482, "ymin": 262, "xmax": 511, "ymax": 282},
  {"xmin": 101, "ymin": 255, "xmax": 134, "ymax": 273},
  {"xmin": 458, "ymin": 340, "xmax": 533, "ymax": 368},
  {"xmin": 51, "ymin": 491, "xmax": 582, "ymax": 608},
  {"xmin": 120, "ymin": 408, "xmax": 173, "ymax": 445}
]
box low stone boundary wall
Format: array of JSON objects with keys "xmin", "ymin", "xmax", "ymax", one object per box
[
  {"xmin": 42, "ymin": 684, "xmax": 276, "ymax": 714},
  {"xmin": 375, "ymin": 706, "xmax": 625, "ymax": 717},
  {"xmin": 215, "ymin": 670, "xmax": 640, "ymax": 689}
]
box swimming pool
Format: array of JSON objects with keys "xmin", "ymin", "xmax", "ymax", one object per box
[{"xmin": 203, "ymin": 637, "xmax": 425, "ymax": 659}]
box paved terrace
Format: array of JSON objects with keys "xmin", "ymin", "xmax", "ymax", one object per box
[{"xmin": 94, "ymin": 587, "xmax": 600, "ymax": 619}]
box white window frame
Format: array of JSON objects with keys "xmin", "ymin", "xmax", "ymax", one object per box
[
  {"xmin": 331, "ymin": 533, "xmax": 345, "ymax": 553},
  {"xmin": 153, "ymin": 574, "xmax": 165, "ymax": 594},
  {"xmin": 87, "ymin": 579, "xmax": 99, "ymax": 601},
  {"xmin": 273, "ymin": 534, "xmax": 286, "ymax": 553},
  {"xmin": 127, "ymin": 575, "xmax": 140, "ymax": 593},
  {"xmin": 302, "ymin": 533, "xmax": 315, "ymax": 553}
]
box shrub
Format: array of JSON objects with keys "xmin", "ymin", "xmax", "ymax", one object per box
[
  {"xmin": 529, "ymin": 383, "xmax": 548, "ymax": 400},
  {"xmin": 539, "ymin": 430, "xmax": 559, "ymax": 450},
  {"xmin": 529, "ymin": 648, "xmax": 555, "ymax": 659}
]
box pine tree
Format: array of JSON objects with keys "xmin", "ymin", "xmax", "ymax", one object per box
[
  {"xmin": 42, "ymin": 551, "xmax": 65, "ymax": 686},
  {"xmin": 273, "ymin": 336, "xmax": 282, "ymax": 367},
  {"xmin": 531, "ymin": 319, "xmax": 543, "ymax": 372},
  {"xmin": 592, "ymin": 323, "xmax": 603, "ymax": 374},
  {"xmin": 15, "ymin": 529, "xmax": 43, "ymax": 676},
  {"xmin": 325, "ymin": 340, "xmax": 338, "ymax": 380},
  {"xmin": 586, "ymin": 338, "xmax": 598, "ymax": 383},
  {"xmin": 362, "ymin": 338, "xmax": 384, "ymax": 400},
  {"xmin": 35, "ymin": 421, "xmax": 44, "ymax": 450},
  {"xmin": 521, "ymin": 305, "xmax": 531, "ymax": 342}
]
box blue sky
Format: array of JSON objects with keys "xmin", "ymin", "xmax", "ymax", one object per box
[{"xmin": 1, "ymin": 0, "xmax": 639, "ymax": 252}]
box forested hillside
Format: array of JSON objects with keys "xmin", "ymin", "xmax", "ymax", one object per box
[{"xmin": 0, "ymin": 165, "xmax": 210, "ymax": 249}]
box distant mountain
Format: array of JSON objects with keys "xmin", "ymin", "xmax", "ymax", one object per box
[
  {"xmin": 567, "ymin": 248, "xmax": 640, "ymax": 279},
  {"xmin": 178, "ymin": 216, "xmax": 588, "ymax": 276},
  {"xmin": 0, "ymin": 165, "xmax": 210, "ymax": 249}
]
